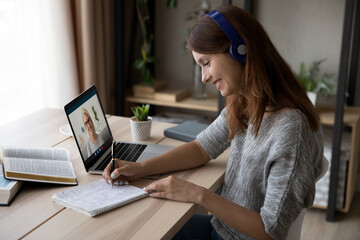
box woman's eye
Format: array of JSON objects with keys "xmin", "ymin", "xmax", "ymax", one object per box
[{"xmin": 204, "ymin": 61, "xmax": 210, "ymax": 66}]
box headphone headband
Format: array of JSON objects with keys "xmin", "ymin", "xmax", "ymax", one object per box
[{"xmin": 207, "ymin": 10, "xmax": 246, "ymax": 62}]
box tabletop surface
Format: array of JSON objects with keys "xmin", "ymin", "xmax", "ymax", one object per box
[{"xmin": 0, "ymin": 108, "xmax": 228, "ymax": 240}]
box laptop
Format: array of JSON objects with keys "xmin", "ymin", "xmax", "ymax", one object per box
[{"xmin": 64, "ymin": 85, "xmax": 173, "ymax": 174}]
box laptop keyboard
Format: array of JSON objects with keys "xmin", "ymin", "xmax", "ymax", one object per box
[{"xmin": 95, "ymin": 143, "xmax": 147, "ymax": 171}]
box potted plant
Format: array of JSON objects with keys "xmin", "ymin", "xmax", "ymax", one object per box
[
  {"xmin": 129, "ymin": 104, "xmax": 152, "ymax": 140},
  {"xmin": 295, "ymin": 59, "xmax": 337, "ymax": 105}
]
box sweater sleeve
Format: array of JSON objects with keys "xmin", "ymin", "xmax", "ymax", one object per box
[
  {"xmin": 197, "ymin": 108, "xmax": 231, "ymax": 159},
  {"xmin": 260, "ymin": 114, "xmax": 323, "ymax": 239}
]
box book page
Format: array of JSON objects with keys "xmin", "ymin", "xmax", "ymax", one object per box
[
  {"xmin": 52, "ymin": 179, "xmax": 149, "ymax": 216},
  {"xmin": 4, "ymin": 158, "xmax": 75, "ymax": 178},
  {"xmin": 3, "ymin": 147, "xmax": 69, "ymax": 161},
  {"xmin": 1, "ymin": 163, "xmax": 22, "ymax": 205},
  {"xmin": 0, "ymin": 163, "xmax": 17, "ymax": 189}
]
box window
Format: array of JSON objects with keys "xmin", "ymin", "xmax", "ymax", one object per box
[{"xmin": 0, "ymin": 0, "xmax": 78, "ymax": 127}]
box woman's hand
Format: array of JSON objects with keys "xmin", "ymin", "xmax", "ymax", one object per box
[
  {"xmin": 144, "ymin": 175, "xmax": 207, "ymax": 204},
  {"xmin": 102, "ymin": 159, "xmax": 144, "ymax": 185}
]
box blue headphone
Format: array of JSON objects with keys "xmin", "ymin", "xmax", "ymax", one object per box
[{"xmin": 207, "ymin": 10, "xmax": 246, "ymax": 63}]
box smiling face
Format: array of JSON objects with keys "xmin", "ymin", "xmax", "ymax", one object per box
[{"xmin": 192, "ymin": 51, "xmax": 244, "ymax": 97}]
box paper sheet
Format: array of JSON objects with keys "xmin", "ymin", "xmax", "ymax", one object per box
[{"xmin": 52, "ymin": 179, "xmax": 149, "ymax": 216}]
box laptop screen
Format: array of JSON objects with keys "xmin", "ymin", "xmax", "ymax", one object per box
[{"xmin": 64, "ymin": 85, "xmax": 112, "ymax": 170}]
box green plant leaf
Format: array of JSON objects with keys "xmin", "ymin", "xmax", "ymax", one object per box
[
  {"xmin": 131, "ymin": 104, "xmax": 150, "ymax": 121},
  {"xmin": 167, "ymin": 0, "xmax": 177, "ymax": 8},
  {"xmin": 134, "ymin": 59, "xmax": 146, "ymax": 69},
  {"xmin": 141, "ymin": 47, "xmax": 147, "ymax": 61},
  {"xmin": 299, "ymin": 62, "xmax": 307, "ymax": 79},
  {"xmin": 144, "ymin": 43, "xmax": 152, "ymax": 56},
  {"xmin": 294, "ymin": 59, "xmax": 336, "ymax": 96},
  {"xmin": 142, "ymin": 68, "xmax": 154, "ymax": 86},
  {"xmin": 91, "ymin": 106, "xmax": 99, "ymax": 121},
  {"xmin": 146, "ymin": 56, "xmax": 158, "ymax": 63}
]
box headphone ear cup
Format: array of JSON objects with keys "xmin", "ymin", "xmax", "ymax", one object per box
[
  {"xmin": 237, "ymin": 44, "xmax": 246, "ymax": 55},
  {"xmin": 230, "ymin": 43, "xmax": 246, "ymax": 62}
]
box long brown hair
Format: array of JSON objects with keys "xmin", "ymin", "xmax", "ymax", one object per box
[{"xmin": 187, "ymin": 5, "xmax": 320, "ymax": 139}]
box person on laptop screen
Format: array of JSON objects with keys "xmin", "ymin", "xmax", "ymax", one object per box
[
  {"xmin": 82, "ymin": 108, "xmax": 105, "ymax": 158},
  {"xmin": 103, "ymin": 5, "xmax": 324, "ymax": 240}
]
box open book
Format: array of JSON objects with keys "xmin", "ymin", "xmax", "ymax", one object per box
[
  {"xmin": 52, "ymin": 179, "xmax": 149, "ymax": 217},
  {"xmin": 0, "ymin": 163, "xmax": 22, "ymax": 205},
  {"xmin": 1, "ymin": 146, "xmax": 77, "ymax": 185}
]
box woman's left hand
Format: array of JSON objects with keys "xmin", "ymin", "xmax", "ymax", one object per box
[{"xmin": 144, "ymin": 175, "xmax": 206, "ymax": 204}]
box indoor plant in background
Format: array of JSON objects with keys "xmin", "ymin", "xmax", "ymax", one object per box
[
  {"xmin": 129, "ymin": 104, "xmax": 152, "ymax": 140},
  {"xmin": 134, "ymin": 0, "xmax": 157, "ymax": 87},
  {"xmin": 295, "ymin": 59, "xmax": 337, "ymax": 105},
  {"xmin": 132, "ymin": 0, "xmax": 177, "ymax": 97}
]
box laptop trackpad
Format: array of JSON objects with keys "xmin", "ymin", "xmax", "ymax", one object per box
[
  {"xmin": 138, "ymin": 152, "xmax": 158, "ymax": 162},
  {"xmin": 137, "ymin": 144, "xmax": 173, "ymax": 162}
]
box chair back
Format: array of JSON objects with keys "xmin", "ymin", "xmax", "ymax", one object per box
[{"xmin": 285, "ymin": 156, "xmax": 329, "ymax": 240}]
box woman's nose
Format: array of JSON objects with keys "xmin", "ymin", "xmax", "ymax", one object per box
[{"xmin": 201, "ymin": 69, "xmax": 211, "ymax": 83}]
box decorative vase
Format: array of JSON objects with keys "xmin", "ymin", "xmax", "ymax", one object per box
[
  {"xmin": 95, "ymin": 120, "xmax": 102, "ymax": 134},
  {"xmin": 307, "ymin": 92, "xmax": 317, "ymax": 106},
  {"xmin": 192, "ymin": 63, "xmax": 207, "ymax": 100},
  {"xmin": 129, "ymin": 116, "xmax": 152, "ymax": 141}
]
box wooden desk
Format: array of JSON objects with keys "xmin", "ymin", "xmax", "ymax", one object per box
[{"xmin": 0, "ymin": 109, "xmax": 228, "ymax": 240}]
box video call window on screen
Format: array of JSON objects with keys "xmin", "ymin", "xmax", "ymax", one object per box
[{"xmin": 66, "ymin": 89, "xmax": 111, "ymax": 161}]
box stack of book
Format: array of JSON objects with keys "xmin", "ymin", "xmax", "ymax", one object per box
[{"xmin": 132, "ymin": 81, "xmax": 190, "ymax": 102}]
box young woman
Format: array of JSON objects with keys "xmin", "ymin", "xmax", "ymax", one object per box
[{"xmin": 103, "ymin": 5, "xmax": 324, "ymax": 240}]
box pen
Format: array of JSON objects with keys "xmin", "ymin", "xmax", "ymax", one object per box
[{"xmin": 111, "ymin": 140, "xmax": 115, "ymax": 188}]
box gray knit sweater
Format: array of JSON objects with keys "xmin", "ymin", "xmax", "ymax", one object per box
[{"xmin": 197, "ymin": 108, "xmax": 324, "ymax": 240}]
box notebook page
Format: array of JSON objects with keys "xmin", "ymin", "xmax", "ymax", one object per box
[{"xmin": 52, "ymin": 179, "xmax": 149, "ymax": 216}]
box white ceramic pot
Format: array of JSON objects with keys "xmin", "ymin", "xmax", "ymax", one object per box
[
  {"xmin": 307, "ymin": 92, "xmax": 317, "ymax": 106},
  {"xmin": 129, "ymin": 116, "xmax": 152, "ymax": 141}
]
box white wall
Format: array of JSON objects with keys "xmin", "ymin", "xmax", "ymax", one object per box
[{"xmin": 255, "ymin": 0, "xmax": 344, "ymax": 80}]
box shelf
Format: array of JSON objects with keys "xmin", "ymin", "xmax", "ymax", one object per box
[
  {"xmin": 125, "ymin": 94, "xmax": 219, "ymax": 113},
  {"xmin": 317, "ymin": 106, "xmax": 360, "ymax": 126},
  {"xmin": 317, "ymin": 106, "xmax": 360, "ymax": 212}
]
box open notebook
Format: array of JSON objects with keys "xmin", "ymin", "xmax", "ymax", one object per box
[{"xmin": 51, "ymin": 179, "xmax": 149, "ymax": 217}]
